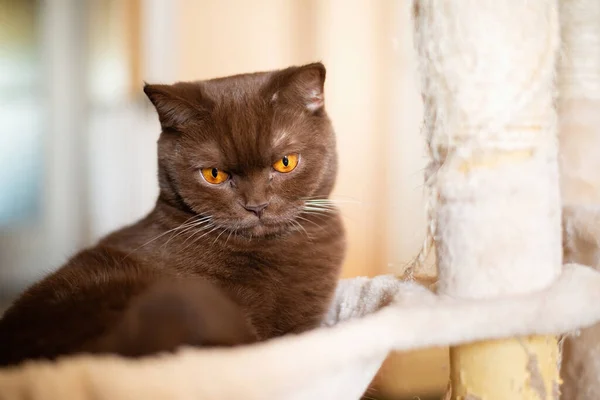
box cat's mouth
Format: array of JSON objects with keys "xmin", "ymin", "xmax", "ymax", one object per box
[
  {"xmin": 217, "ymin": 213, "xmax": 300, "ymax": 239},
  {"xmin": 205, "ymin": 202, "xmax": 308, "ymax": 239},
  {"xmin": 239, "ymin": 218, "xmax": 292, "ymax": 238},
  {"xmin": 246, "ymin": 223, "xmax": 286, "ymax": 237}
]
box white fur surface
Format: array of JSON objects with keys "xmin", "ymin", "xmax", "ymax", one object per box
[
  {"xmin": 557, "ymin": 1, "xmax": 600, "ymax": 396},
  {"xmin": 414, "ymin": 0, "xmax": 562, "ymax": 300},
  {"xmin": 2, "ymin": 264, "xmax": 600, "ymax": 399},
  {"xmin": 561, "ymin": 205, "xmax": 600, "ymax": 400},
  {"xmin": 322, "ymin": 274, "xmax": 433, "ymax": 327}
]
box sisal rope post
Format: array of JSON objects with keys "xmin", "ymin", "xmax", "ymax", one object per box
[
  {"xmin": 557, "ymin": 0, "xmax": 600, "ymax": 398},
  {"xmin": 413, "ymin": 1, "xmax": 562, "ymax": 399}
]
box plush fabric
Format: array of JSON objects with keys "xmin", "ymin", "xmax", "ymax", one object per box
[
  {"xmin": 2, "ymin": 264, "xmax": 600, "ymax": 400},
  {"xmin": 561, "ymin": 205, "xmax": 600, "ymax": 400}
]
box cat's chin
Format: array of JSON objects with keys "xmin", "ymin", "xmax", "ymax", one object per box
[
  {"xmin": 245, "ymin": 223, "xmax": 290, "ymax": 238},
  {"xmin": 230, "ymin": 219, "xmax": 295, "ymax": 239}
]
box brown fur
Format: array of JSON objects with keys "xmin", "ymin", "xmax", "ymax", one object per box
[{"xmin": 0, "ymin": 63, "xmax": 345, "ymax": 366}]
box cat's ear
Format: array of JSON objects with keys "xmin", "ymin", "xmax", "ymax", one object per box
[
  {"xmin": 143, "ymin": 83, "xmax": 208, "ymax": 131},
  {"xmin": 268, "ymin": 62, "xmax": 326, "ymax": 114}
]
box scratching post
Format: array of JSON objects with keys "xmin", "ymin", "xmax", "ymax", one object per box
[
  {"xmin": 558, "ymin": 0, "xmax": 600, "ymax": 398},
  {"xmin": 413, "ymin": 1, "xmax": 562, "ymax": 398}
]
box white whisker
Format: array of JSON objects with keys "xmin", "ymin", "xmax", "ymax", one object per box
[
  {"xmin": 295, "ymin": 215, "xmax": 323, "ymax": 230},
  {"xmin": 123, "ymin": 214, "xmax": 209, "ymax": 258},
  {"xmin": 180, "ymin": 222, "xmax": 215, "ymax": 246},
  {"xmin": 303, "ymin": 206, "xmax": 338, "ymax": 213},
  {"xmin": 180, "ymin": 225, "xmax": 220, "ymax": 253},
  {"xmin": 225, "ymin": 228, "xmax": 236, "ymax": 246},
  {"xmin": 213, "ymin": 227, "xmax": 228, "ymax": 245},
  {"xmin": 290, "ymin": 219, "xmax": 311, "ymax": 240},
  {"xmin": 162, "ymin": 217, "xmax": 212, "ymax": 247},
  {"xmin": 305, "ymin": 199, "xmax": 360, "ymax": 205}
]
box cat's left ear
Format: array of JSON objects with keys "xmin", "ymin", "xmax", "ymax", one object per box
[
  {"xmin": 143, "ymin": 82, "xmax": 209, "ymax": 132},
  {"xmin": 267, "ymin": 62, "xmax": 326, "ymax": 114}
]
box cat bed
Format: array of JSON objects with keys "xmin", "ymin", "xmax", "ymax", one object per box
[{"xmin": 1, "ymin": 265, "xmax": 600, "ymax": 400}]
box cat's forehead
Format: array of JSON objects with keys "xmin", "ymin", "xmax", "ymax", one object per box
[
  {"xmin": 175, "ymin": 67, "xmax": 321, "ymax": 170},
  {"xmin": 188, "ymin": 108, "xmax": 296, "ymax": 171},
  {"xmin": 198, "ymin": 121, "xmax": 300, "ymax": 171},
  {"xmin": 201, "ymin": 71, "xmax": 272, "ymax": 100},
  {"xmin": 195, "ymin": 83, "xmax": 299, "ymax": 169}
]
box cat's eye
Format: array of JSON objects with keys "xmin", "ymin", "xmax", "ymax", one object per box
[
  {"xmin": 201, "ymin": 168, "xmax": 229, "ymax": 185},
  {"xmin": 273, "ymin": 154, "xmax": 299, "ymax": 173}
]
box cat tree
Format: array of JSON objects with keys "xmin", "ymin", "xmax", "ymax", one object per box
[
  {"xmin": 558, "ymin": 0, "xmax": 600, "ymax": 398},
  {"xmin": 1, "ymin": 1, "xmax": 600, "ymax": 399}
]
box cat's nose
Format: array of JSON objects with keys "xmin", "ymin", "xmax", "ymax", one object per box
[{"xmin": 243, "ymin": 202, "xmax": 268, "ymax": 218}]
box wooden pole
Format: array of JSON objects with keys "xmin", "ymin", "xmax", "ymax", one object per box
[{"xmin": 413, "ymin": 1, "xmax": 562, "ymax": 398}]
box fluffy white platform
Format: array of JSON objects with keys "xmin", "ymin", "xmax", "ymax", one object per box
[{"xmin": 1, "ymin": 264, "xmax": 600, "ymax": 400}]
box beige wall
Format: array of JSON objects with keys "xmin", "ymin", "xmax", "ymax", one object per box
[{"xmin": 174, "ymin": 0, "xmax": 429, "ymax": 279}]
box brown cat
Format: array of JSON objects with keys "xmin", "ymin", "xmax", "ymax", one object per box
[{"xmin": 0, "ymin": 62, "xmax": 345, "ymax": 366}]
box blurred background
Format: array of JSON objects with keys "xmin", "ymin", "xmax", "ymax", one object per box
[{"xmin": 0, "ymin": 0, "xmax": 446, "ymax": 398}]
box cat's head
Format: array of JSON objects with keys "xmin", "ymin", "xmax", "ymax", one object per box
[{"xmin": 144, "ymin": 63, "xmax": 337, "ymax": 237}]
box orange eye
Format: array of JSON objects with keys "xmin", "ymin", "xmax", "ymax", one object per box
[
  {"xmin": 273, "ymin": 154, "xmax": 299, "ymax": 173},
  {"xmin": 201, "ymin": 168, "xmax": 229, "ymax": 185}
]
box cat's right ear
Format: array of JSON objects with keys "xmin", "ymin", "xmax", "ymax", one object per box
[
  {"xmin": 266, "ymin": 62, "xmax": 327, "ymax": 115},
  {"xmin": 143, "ymin": 83, "xmax": 207, "ymax": 132}
]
